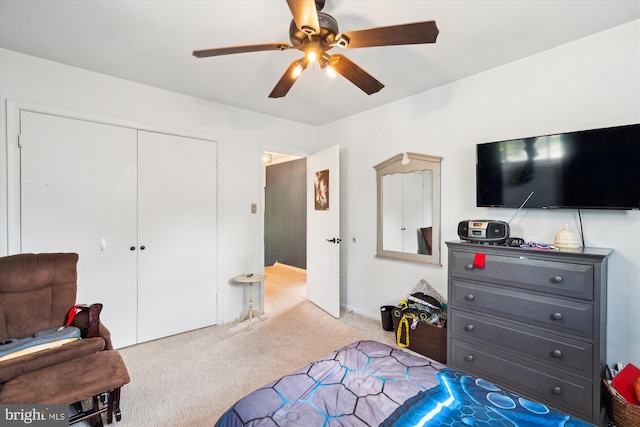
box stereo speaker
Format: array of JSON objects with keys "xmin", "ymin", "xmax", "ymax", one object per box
[{"xmin": 458, "ymin": 220, "xmax": 510, "ymax": 244}]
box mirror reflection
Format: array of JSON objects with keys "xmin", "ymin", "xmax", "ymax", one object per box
[
  {"xmin": 375, "ymin": 153, "xmax": 442, "ymax": 265},
  {"xmin": 382, "ymin": 170, "xmax": 433, "ymax": 254}
]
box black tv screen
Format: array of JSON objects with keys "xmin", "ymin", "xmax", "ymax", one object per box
[{"xmin": 476, "ymin": 124, "xmax": 640, "ymax": 210}]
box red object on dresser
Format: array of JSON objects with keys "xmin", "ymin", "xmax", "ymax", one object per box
[{"xmin": 473, "ymin": 253, "xmax": 486, "ymax": 269}]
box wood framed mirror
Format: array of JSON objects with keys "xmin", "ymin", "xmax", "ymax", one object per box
[{"xmin": 374, "ymin": 152, "xmax": 442, "ymax": 265}]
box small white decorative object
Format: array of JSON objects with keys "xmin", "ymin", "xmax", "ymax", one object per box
[{"xmin": 554, "ymin": 224, "xmax": 581, "ymax": 248}]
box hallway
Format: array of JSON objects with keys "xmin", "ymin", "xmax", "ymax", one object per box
[{"xmin": 264, "ymin": 262, "xmax": 307, "ymax": 315}]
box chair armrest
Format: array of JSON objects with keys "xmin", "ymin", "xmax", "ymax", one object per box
[
  {"xmin": 79, "ymin": 303, "xmax": 102, "ymax": 338},
  {"xmin": 70, "ymin": 304, "xmax": 114, "ymax": 350}
]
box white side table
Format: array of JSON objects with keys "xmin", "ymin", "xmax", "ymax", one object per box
[{"xmin": 232, "ymin": 274, "xmax": 266, "ymax": 329}]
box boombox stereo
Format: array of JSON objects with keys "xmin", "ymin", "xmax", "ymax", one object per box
[{"xmin": 458, "ymin": 220, "xmax": 510, "ymax": 244}]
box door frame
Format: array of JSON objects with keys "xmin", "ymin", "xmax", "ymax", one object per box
[
  {"xmin": 259, "ymin": 144, "xmax": 311, "ymax": 314},
  {"xmin": 259, "ymin": 144, "xmax": 342, "ymax": 317}
]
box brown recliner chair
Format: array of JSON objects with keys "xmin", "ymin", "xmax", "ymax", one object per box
[{"xmin": 0, "ymin": 253, "xmax": 130, "ymax": 426}]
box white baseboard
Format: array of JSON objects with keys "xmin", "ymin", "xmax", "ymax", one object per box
[
  {"xmin": 342, "ymin": 303, "xmax": 379, "ymax": 321},
  {"xmin": 272, "ymin": 261, "xmax": 306, "ymax": 274}
]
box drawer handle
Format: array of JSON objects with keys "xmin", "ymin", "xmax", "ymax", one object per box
[
  {"xmin": 551, "ymin": 312, "xmax": 563, "ymax": 321},
  {"xmin": 465, "ymin": 263, "xmax": 474, "ymax": 270},
  {"xmin": 465, "ymin": 324, "xmax": 475, "ymax": 332},
  {"xmin": 551, "ymin": 275, "xmax": 563, "ymax": 283},
  {"xmin": 465, "ymin": 355, "xmax": 475, "ymax": 362},
  {"xmin": 552, "ymin": 386, "xmax": 563, "ymax": 395},
  {"xmin": 465, "ymin": 294, "xmax": 475, "ymax": 302},
  {"xmin": 551, "ymin": 349, "xmax": 563, "ymax": 358}
]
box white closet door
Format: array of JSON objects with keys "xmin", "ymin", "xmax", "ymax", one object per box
[
  {"xmin": 137, "ymin": 131, "xmax": 217, "ymax": 343},
  {"xmin": 20, "ymin": 111, "xmax": 138, "ymax": 348}
]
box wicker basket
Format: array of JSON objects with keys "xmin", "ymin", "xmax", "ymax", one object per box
[
  {"xmin": 392, "ymin": 314, "xmax": 447, "ymax": 364},
  {"xmin": 603, "ymin": 379, "xmax": 640, "ymax": 427}
]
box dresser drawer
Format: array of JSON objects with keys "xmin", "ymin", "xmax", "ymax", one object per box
[
  {"xmin": 451, "ymin": 280, "xmax": 594, "ymax": 339},
  {"xmin": 450, "ymin": 338, "xmax": 592, "ymax": 418},
  {"xmin": 450, "ymin": 309, "xmax": 593, "ymax": 377},
  {"xmin": 449, "ymin": 250, "xmax": 594, "ymax": 300}
]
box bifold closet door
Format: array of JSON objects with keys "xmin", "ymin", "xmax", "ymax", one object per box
[
  {"xmin": 136, "ymin": 131, "xmax": 217, "ymax": 343},
  {"xmin": 20, "ymin": 112, "xmax": 218, "ymax": 347},
  {"xmin": 20, "ymin": 111, "xmax": 139, "ymax": 348}
]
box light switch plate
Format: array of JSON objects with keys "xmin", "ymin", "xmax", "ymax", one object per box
[{"xmin": 251, "ymin": 203, "xmax": 257, "ymax": 214}]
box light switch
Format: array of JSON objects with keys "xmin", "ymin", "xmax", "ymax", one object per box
[{"xmin": 251, "ymin": 203, "xmax": 257, "ymax": 214}]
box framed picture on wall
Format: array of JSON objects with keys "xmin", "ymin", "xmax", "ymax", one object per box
[{"xmin": 314, "ymin": 169, "xmax": 329, "ymax": 210}]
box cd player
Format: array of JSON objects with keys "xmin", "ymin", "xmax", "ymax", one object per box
[{"xmin": 458, "ymin": 220, "xmax": 510, "ymax": 244}]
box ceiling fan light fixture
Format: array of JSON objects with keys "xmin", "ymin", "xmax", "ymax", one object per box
[
  {"xmin": 194, "ymin": 0, "xmax": 438, "ymax": 99},
  {"xmin": 292, "ymin": 59, "xmax": 308, "ymax": 78},
  {"xmin": 306, "ymin": 50, "xmax": 319, "ymax": 62},
  {"xmin": 304, "ymin": 40, "xmax": 324, "ymax": 63},
  {"xmin": 325, "ymin": 65, "xmax": 336, "ymax": 78},
  {"xmin": 320, "ymin": 55, "xmax": 336, "ymax": 78}
]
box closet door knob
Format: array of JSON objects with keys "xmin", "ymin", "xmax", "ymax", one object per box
[
  {"xmin": 465, "ymin": 324, "xmax": 475, "ymax": 332},
  {"xmin": 551, "ymin": 349, "xmax": 563, "ymax": 358},
  {"xmin": 140, "ymin": 246, "xmax": 146, "ymax": 250},
  {"xmin": 130, "ymin": 246, "xmax": 136, "ymax": 251},
  {"xmin": 551, "ymin": 312, "xmax": 563, "ymax": 321}
]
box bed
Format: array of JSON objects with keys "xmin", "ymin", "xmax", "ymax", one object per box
[{"xmin": 215, "ymin": 340, "xmax": 594, "ymax": 426}]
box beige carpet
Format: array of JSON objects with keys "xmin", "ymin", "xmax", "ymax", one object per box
[{"xmin": 114, "ymin": 263, "xmax": 396, "ymax": 426}]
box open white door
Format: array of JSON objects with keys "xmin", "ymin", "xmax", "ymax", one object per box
[{"xmin": 307, "ymin": 145, "xmax": 340, "ymax": 318}]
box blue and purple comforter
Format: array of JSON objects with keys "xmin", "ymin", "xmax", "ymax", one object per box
[{"xmin": 215, "ymin": 340, "xmax": 594, "ymax": 426}]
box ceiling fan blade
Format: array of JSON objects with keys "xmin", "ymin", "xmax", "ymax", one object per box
[
  {"xmin": 340, "ymin": 21, "xmax": 439, "ymax": 49},
  {"xmin": 329, "ymin": 54, "xmax": 384, "ymax": 95},
  {"xmin": 193, "ymin": 43, "xmax": 291, "ymax": 58},
  {"xmin": 286, "ymin": 0, "xmax": 320, "ymax": 35},
  {"xmin": 269, "ymin": 60, "xmax": 303, "ymax": 98}
]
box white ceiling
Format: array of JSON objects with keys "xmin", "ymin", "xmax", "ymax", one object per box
[{"xmin": 1, "ymin": 0, "xmax": 638, "ymax": 126}]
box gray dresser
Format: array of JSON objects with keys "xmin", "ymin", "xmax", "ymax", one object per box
[{"xmin": 446, "ymin": 241, "xmax": 611, "ymax": 425}]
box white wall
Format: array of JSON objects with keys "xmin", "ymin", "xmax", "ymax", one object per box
[
  {"xmin": 1, "ymin": 20, "xmax": 638, "ymax": 365},
  {"xmin": 319, "ymin": 20, "xmax": 640, "ymax": 366},
  {"xmin": 0, "ymin": 48, "xmax": 318, "ymax": 325}
]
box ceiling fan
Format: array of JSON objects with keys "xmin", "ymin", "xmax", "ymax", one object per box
[{"xmin": 193, "ymin": 0, "xmax": 439, "ymax": 98}]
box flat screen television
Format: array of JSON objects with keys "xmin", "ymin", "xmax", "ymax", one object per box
[{"xmin": 476, "ymin": 123, "xmax": 640, "ymax": 210}]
